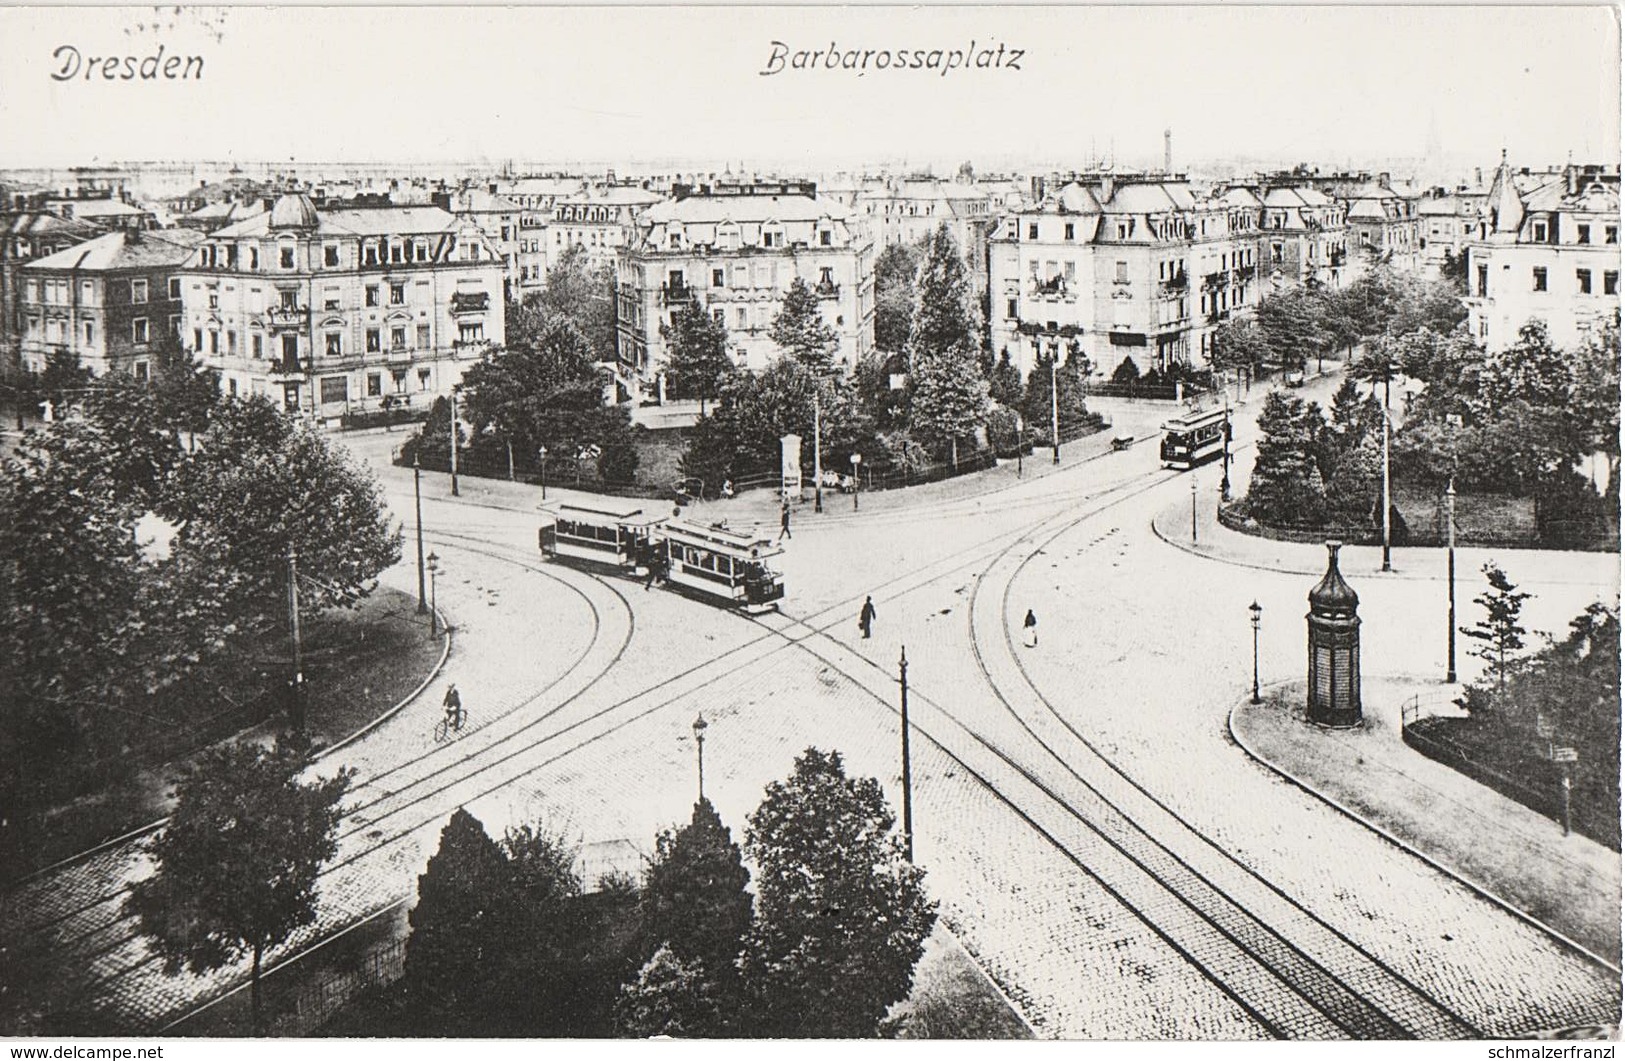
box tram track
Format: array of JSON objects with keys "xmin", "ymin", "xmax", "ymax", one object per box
[{"xmin": 60, "ymin": 464, "xmax": 1166, "ymax": 1031}]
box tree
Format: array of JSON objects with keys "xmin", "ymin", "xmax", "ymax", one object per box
[
  {"xmin": 873, "ymin": 242, "xmax": 922, "ymax": 355},
  {"xmin": 741, "ymin": 748, "xmax": 937, "ymax": 1038},
  {"xmin": 770, "ymin": 277, "xmax": 838, "ymax": 371},
  {"xmin": 148, "ymin": 331, "xmax": 220, "ymax": 447},
  {"xmin": 663, "ymin": 296, "xmax": 734, "ymax": 414},
  {"xmin": 1021, "ymin": 351, "xmax": 1095, "ymax": 446},
  {"xmin": 1210, "ymin": 318, "xmax": 1268, "ymax": 387},
  {"xmin": 640, "ymin": 798, "xmax": 752, "ymax": 1003},
  {"xmin": 987, "ymin": 350, "xmax": 1023, "ymax": 410},
  {"xmin": 1462, "ymin": 562, "xmax": 1532, "ymax": 697},
  {"xmin": 908, "ymin": 342, "xmax": 988, "ymax": 467},
  {"xmin": 1244, "ymin": 391, "xmax": 1326, "ymax": 525},
  {"xmin": 908, "ymin": 224, "xmax": 981, "ymax": 364},
  {"xmin": 517, "ymin": 244, "xmax": 617, "ymax": 360},
  {"xmin": 403, "ymin": 808, "xmax": 515, "ymax": 1034},
  {"xmin": 125, "ymin": 739, "xmax": 351, "ymax": 1033},
  {"xmin": 616, "ymin": 944, "xmax": 723, "ymax": 1038},
  {"xmin": 37, "ymin": 347, "xmax": 91, "ymax": 414}
]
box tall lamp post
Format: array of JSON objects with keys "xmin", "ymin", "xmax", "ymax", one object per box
[
  {"xmin": 812, "ymin": 384, "xmax": 824, "ymax": 514},
  {"xmin": 1220, "ymin": 394, "xmax": 1232, "ymax": 502},
  {"xmin": 448, "ymin": 387, "xmax": 461, "ymax": 498},
  {"xmin": 692, "ymin": 713, "xmax": 708, "ymax": 803},
  {"xmin": 1190, "ymin": 474, "xmax": 1199, "ymax": 543},
  {"xmin": 1050, "ymin": 356, "xmax": 1061, "ymax": 465},
  {"xmin": 538, "ymin": 445, "xmax": 548, "ymax": 501},
  {"xmin": 1445, "ymin": 477, "xmax": 1458, "ymax": 683},
  {"xmin": 1015, "ymin": 412, "xmax": 1024, "ymax": 478},
  {"xmin": 850, "ymin": 452, "xmax": 861, "ymax": 511},
  {"xmin": 413, "ymin": 454, "xmax": 427, "ymax": 614},
  {"xmin": 427, "ymin": 551, "xmax": 440, "ymax": 636},
  {"xmin": 1380, "ymin": 399, "xmax": 1392, "ymax": 572},
  {"xmin": 898, "ymin": 646, "xmax": 914, "ymax": 863},
  {"xmin": 1248, "ymin": 600, "xmax": 1262, "ymax": 704}
]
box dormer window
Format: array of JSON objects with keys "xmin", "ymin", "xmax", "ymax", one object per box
[
  {"xmin": 1533, "ymin": 221, "xmax": 1548, "ymax": 242},
  {"xmin": 279, "ymin": 244, "xmax": 296, "ymax": 270}
]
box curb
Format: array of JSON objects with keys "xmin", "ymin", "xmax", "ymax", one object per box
[
  {"xmin": 1227, "ymin": 691, "xmax": 1621, "ymax": 976},
  {"xmin": 6, "ymin": 606, "xmax": 453, "ymax": 891}
]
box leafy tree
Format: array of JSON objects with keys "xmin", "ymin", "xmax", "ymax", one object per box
[
  {"xmin": 148, "ymin": 331, "xmax": 220, "ymax": 447},
  {"xmin": 908, "ymin": 224, "xmax": 981, "ymax": 362},
  {"xmin": 1209, "ymin": 318, "xmax": 1268, "ymax": 385},
  {"xmin": 741, "ymin": 748, "xmax": 937, "ymax": 1038},
  {"xmin": 909, "ymin": 342, "xmax": 988, "ymax": 467},
  {"xmin": 37, "ymin": 347, "xmax": 91, "ymax": 415},
  {"xmin": 616, "ymin": 944, "xmax": 723, "ymax": 1038},
  {"xmin": 126, "ymin": 739, "xmax": 351, "ymax": 1033},
  {"xmin": 852, "ymin": 350, "xmax": 909, "ymax": 431},
  {"xmin": 640, "ymin": 798, "xmax": 752, "ymax": 997},
  {"xmin": 1244, "ymin": 391, "xmax": 1326, "ymax": 524},
  {"xmin": 1462, "ymin": 562, "xmax": 1532, "ymax": 697},
  {"xmin": 1438, "ymin": 247, "xmax": 1470, "ymax": 294},
  {"xmin": 514, "ymin": 244, "xmax": 617, "ymax": 360},
  {"xmin": 79, "ymin": 375, "xmax": 186, "ymax": 508},
  {"xmin": 1570, "ymin": 314, "xmax": 1621, "ymax": 495},
  {"xmin": 1110, "ymin": 355, "xmax": 1142, "ymax": 384},
  {"xmin": 1255, "ymin": 288, "xmax": 1325, "ymax": 372},
  {"xmin": 771, "ymin": 277, "xmax": 838, "ymax": 371},
  {"xmin": 1021, "ymin": 352, "xmax": 1095, "ymax": 447},
  {"xmin": 987, "ymin": 350, "xmax": 1023, "ymax": 410},
  {"xmin": 873, "ymin": 242, "xmax": 922, "ymax": 355},
  {"xmin": 663, "ymin": 296, "xmax": 734, "ymax": 413},
  {"xmin": 403, "ymin": 808, "xmax": 515, "ymax": 1035}
]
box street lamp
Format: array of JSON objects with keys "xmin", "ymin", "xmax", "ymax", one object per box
[
  {"xmin": 850, "ymin": 452, "xmax": 861, "ymax": 511},
  {"xmin": 413, "ymin": 454, "xmax": 427, "ymax": 614},
  {"xmin": 427, "ymin": 551, "xmax": 441, "ymax": 636},
  {"xmin": 691, "ymin": 713, "xmax": 708, "ymax": 803},
  {"xmin": 1050, "ymin": 356, "xmax": 1061, "ymax": 465},
  {"xmin": 1190, "ymin": 474, "xmax": 1199, "ymax": 544},
  {"xmin": 1015, "ymin": 412, "xmax": 1024, "ymax": 478},
  {"xmin": 538, "ymin": 445, "xmax": 548, "ymax": 502},
  {"xmin": 448, "ymin": 388, "xmax": 461, "ymax": 498},
  {"xmin": 1249, "ymin": 600, "xmax": 1262, "ymax": 704},
  {"xmin": 812, "ymin": 383, "xmax": 825, "ymax": 514},
  {"xmin": 1220, "ymin": 394, "xmax": 1233, "ymax": 502},
  {"xmin": 1380, "ymin": 400, "xmax": 1392, "ymax": 572},
  {"xmin": 1445, "ymin": 477, "xmax": 1458, "ymax": 684}
]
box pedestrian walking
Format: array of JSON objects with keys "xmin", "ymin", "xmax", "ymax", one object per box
[
  {"xmin": 859, "ymin": 595, "xmax": 877, "ymax": 639},
  {"xmin": 644, "ymin": 557, "xmax": 660, "ymax": 591},
  {"xmin": 443, "ymin": 684, "xmax": 464, "ymax": 730},
  {"xmin": 778, "ymin": 499, "xmax": 793, "ymax": 541},
  {"xmin": 1022, "ymin": 609, "xmax": 1038, "ymax": 648}
]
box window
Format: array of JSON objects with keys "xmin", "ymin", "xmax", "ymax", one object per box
[
  {"xmin": 320, "ymin": 376, "xmax": 348, "ymax": 404},
  {"xmin": 390, "ymin": 242, "xmax": 404, "ymax": 264},
  {"xmin": 280, "ymin": 246, "xmax": 295, "ymax": 270},
  {"xmin": 282, "ymin": 334, "xmax": 299, "ymax": 362},
  {"xmin": 209, "ymin": 292, "xmax": 220, "ymax": 310},
  {"xmin": 1114, "ymin": 260, "xmax": 1128, "ymax": 283},
  {"xmin": 820, "ymin": 230, "xmax": 832, "ymax": 247},
  {"xmin": 712, "ymin": 268, "xmax": 725, "ymax": 287},
  {"xmin": 227, "ymin": 330, "xmax": 237, "ymax": 354},
  {"xmin": 1532, "ymin": 221, "xmax": 1548, "ymax": 242},
  {"xmin": 736, "ymin": 307, "xmax": 747, "ymax": 328},
  {"xmin": 417, "ymin": 368, "xmax": 431, "ymax": 390},
  {"xmin": 248, "ymin": 247, "xmax": 259, "ymax": 271},
  {"xmin": 324, "ymin": 288, "xmax": 341, "ymax": 310},
  {"xmin": 133, "ymin": 361, "xmax": 149, "ymax": 382},
  {"xmin": 326, "ymin": 333, "xmax": 343, "ymax": 356},
  {"xmin": 366, "ymin": 328, "xmax": 381, "ymax": 352},
  {"xmin": 364, "ymin": 243, "xmax": 379, "ymax": 266},
  {"xmin": 1064, "ymin": 223, "xmax": 1075, "ymax": 240},
  {"xmin": 1271, "ymin": 242, "xmax": 1283, "ymax": 263},
  {"xmin": 1607, "ymin": 226, "xmax": 1618, "ymax": 245},
  {"xmin": 1027, "ymin": 222, "xmax": 1038, "ymax": 240},
  {"xmin": 367, "ymin": 372, "xmax": 382, "ymax": 397},
  {"xmin": 389, "ymin": 283, "xmax": 405, "ymax": 305},
  {"xmin": 1532, "ymin": 267, "xmax": 1547, "ymax": 292},
  {"xmin": 391, "ymin": 326, "xmax": 406, "ymax": 350},
  {"xmin": 1006, "ymin": 297, "xmax": 1018, "ymax": 319},
  {"xmin": 324, "ymin": 245, "xmax": 340, "ymax": 267},
  {"xmin": 415, "ymin": 240, "xmax": 429, "ymax": 262},
  {"xmin": 1477, "ymin": 264, "xmax": 1489, "ymax": 297},
  {"xmin": 1578, "ymin": 269, "xmax": 1593, "ymax": 295},
  {"xmin": 417, "ymin": 324, "xmax": 431, "ymax": 348},
  {"xmin": 252, "ymin": 333, "xmax": 263, "ymax": 359},
  {"xmin": 458, "ymin": 321, "xmax": 485, "ymax": 344},
  {"xmin": 712, "ymin": 308, "xmax": 725, "ymax": 324},
  {"xmin": 1577, "ymin": 224, "xmax": 1591, "ymax": 245},
  {"xmin": 1606, "ymin": 271, "xmax": 1619, "ymax": 296},
  {"xmin": 169, "ymin": 314, "xmax": 180, "ymax": 336},
  {"xmin": 228, "ymin": 377, "xmax": 238, "ymax": 396},
  {"xmin": 194, "ymin": 327, "xmax": 204, "ymax": 350},
  {"xmin": 280, "ymin": 288, "xmax": 299, "ymax": 310},
  {"xmin": 207, "ymin": 330, "xmax": 219, "ymax": 354},
  {"xmin": 392, "ymin": 368, "xmax": 407, "ymax": 392},
  {"xmin": 168, "ymin": 277, "xmax": 181, "ymax": 300},
  {"xmin": 79, "ymin": 279, "xmax": 94, "ymax": 304},
  {"xmin": 83, "ymin": 321, "xmax": 94, "ymax": 344},
  {"xmin": 365, "ymin": 285, "xmax": 379, "ymax": 307}
]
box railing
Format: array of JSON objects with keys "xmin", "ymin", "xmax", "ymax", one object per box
[
  {"xmin": 449, "ymin": 291, "xmax": 490, "ymax": 314},
  {"xmin": 264, "ymin": 305, "xmax": 309, "ymax": 331},
  {"xmin": 658, "ymin": 283, "xmax": 692, "ymax": 306}
]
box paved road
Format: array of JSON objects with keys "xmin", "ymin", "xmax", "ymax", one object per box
[{"xmin": 9, "ymin": 380, "xmax": 1618, "ymax": 1036}]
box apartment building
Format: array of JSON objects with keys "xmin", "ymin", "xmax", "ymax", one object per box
[
  {"xmin": 179, "ymin": 192, "xmax": 505, "ymax": 418},
  {"xmin": 853, "ymin": 176, "xmax": 997, "ymax": 292},
  {"xmin": 615, "ymin": 180, "xmax": 874, "ymax": 398},
  {"xmin": 17, "ymin": 228, "xmax": 204, "ymax": 376},
  {"xmin": 1465, "ymin": 156, "xmax": 1620, "ymax": 353},
  {"xmin": 1, "ymin": 199, "xmax": 105, "ymax": 370},
  {"xmin": 1254, "ymin": 184, "xmax": 1350, "ymax": 290}
]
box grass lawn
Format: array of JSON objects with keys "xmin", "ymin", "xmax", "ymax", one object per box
[{"xmin": 7, "ymin": 586, "xmax": 443, "ymax": 883}]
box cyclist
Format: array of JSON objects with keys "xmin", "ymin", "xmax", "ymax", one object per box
[{"xmin": 443, "ymin": 684, "xmax": 464, "ymax": 731}]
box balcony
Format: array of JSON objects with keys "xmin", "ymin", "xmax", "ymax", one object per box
[
  {"xmin": 264, "ymin": 305, "xmax": 309, "ymax": 332},
  {"xmin": 450, "ymin": 291, "xmax": 490, "ymax": 315},
  {"xmin": 267, "ymin": 358, "xmax": 307, "ymax": 380},
  {"xmin": 658, "ymin": 283, "xmax": 692, "ymax": 306}
]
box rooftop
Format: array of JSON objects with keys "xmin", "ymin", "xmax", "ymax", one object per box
[{"xmin": 24, "ymin": 228, "xmax": 205, "ymax": 272}]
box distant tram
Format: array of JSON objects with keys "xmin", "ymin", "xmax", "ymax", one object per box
[
  {"xmin": 1160, "ymin": 406, "xmax": 1229, "ymax": 469},
  {"xmin": 538, "ymin": 504, "xmax": 784, "ymax": 611}
]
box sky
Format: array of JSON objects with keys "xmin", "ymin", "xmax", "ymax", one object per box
[{"xmin": 0, "ymin": 4, "xmax": 1617, "ymax": 173}]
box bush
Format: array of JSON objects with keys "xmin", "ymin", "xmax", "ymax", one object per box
[{"xmin": 1110, "ymin": 356, "xmax": 1141, "ymax": 384}]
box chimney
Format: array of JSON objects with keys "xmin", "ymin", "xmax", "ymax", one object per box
[
  {"xmin": 1164, "ymin": 128, "xmax": 1172, "ymax": 174},
  {"xmin": 1474, "ymin": 167, "xmax": 1483, "ymax": 187}
]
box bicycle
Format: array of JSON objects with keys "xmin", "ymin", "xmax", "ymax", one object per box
[{"xmin": 434, "ymin": 711, "xmax": 467, "ymax": 743}]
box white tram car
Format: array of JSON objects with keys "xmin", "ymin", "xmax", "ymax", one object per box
[
  {"xmin": 1159, "ymin": 406, "xmax": 1229, "ymax": 469},
  {"xmin": 538, "ymin": 502, "xmax": 664, "ymax": 569}
]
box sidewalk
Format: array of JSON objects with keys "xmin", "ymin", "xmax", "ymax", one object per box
[
  {"xmin": 1150, "ymin": 492, "xmax": 1618, "ymax": 589},
  {"xmin": 1231, "ymin": 678, "xmax": 1621, "ymax": 968}
]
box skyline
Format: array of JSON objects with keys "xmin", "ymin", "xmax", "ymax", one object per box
[{"xmin": 0, "ymin": 5, "xmax": 1617, "ymax": 174}]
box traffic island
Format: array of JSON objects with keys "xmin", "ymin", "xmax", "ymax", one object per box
[{"xmin": 1230, "ymin": 678, "xmax": 1622, "ymax": 968}]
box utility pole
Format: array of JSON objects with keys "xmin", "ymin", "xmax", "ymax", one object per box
[
  {"xmin": 899, "ymin": 646, "xmax": 914, "ymax": 864},
  {"xmin": 413, "ymin": 455, "xmax": 427, "ymax": 613},
  {"xmin": 1015, "ymin": 413, "xmax": 1024, "ymax": 478},
  {"xmin": 1381, "ymin": 376, "xmax": 1392, "ymax": 572},
  {"xmin": 1050, "ymin": 356, "xmax": 1061, "ymax": 465},
  {"xmin": 813, "ymin": 384, "xmax": 824, "ymax": 514},
  {"xmin": 449, "ymin": 387, "xmax": 460, "ymax": 497},
  {"xmin": 1446, "ymin": 477, "xmax": 1458, "ymax": 683},
  {"xmin": 692, "ymin": 714, "xmax": 707, "ymax": 803},
  {"xmin": 1191, "ymin": 474, "xmax": 1199, "ymax": 543},
  {"xmin": 287, "ymin": 547, "xmax": 306, "ymax": 735}
]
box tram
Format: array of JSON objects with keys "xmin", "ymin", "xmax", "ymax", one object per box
[
  {"xmin": 1159, "ymin": 406, "xmax": 1229, "ymax": 469},
  {"xmin": 657, "ymin": 519, "xmax": 784, "ymax": 612},
  {"xmin": 538, "ymin": 501, "xmax": 664, "ymax": 569}
]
